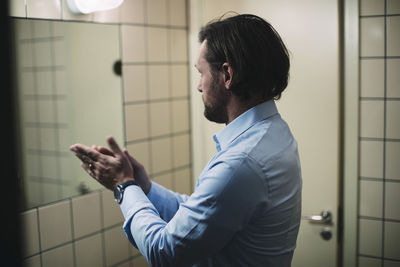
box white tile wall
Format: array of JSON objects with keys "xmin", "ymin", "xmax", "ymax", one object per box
[
  {"xmin": 360, "ymin": 140, "xmax": 384, "ymax": 178},
  {"xmin": 387, "ymin": 59, "xmax": 400, "ymax": 98},
  {"xmin": 359, "ymin": 180, "xmax": 383, "ymax": 218},
  {"xmin": 385, "ymin": 141, "xmax": 400, "ymax": 180},
  {"xmin": 358, "ymin": 219, "xmax": 383, "ymax": 257},
  {"xmin": 41, "ymin": 243, "xmax": 74, "ymax": 267},
  {"xmin": 361, "ymin": 59, "xmax": 385, "ymax": 98},
  {"xmin": 123, "ymin": 65, "xmax": 148, "ymax": 102},
  {"xmin": 71, "ymin": 192, "xmax": 102, "ymax": 238},
  {"xmin": 360, "ymin": 100, "xmax": 384, "ymax": 138},
  {"xmin": 360, "ymin": 17, "xmax": 385, "ymax": 57},
  {"xmin": 26, "ymin": 0, "xmax": 61, "ymax": 19},
  {"xmin": 150, "ymin": 101, "xmax": 171, "ymax": 136},
  {"xmin": 387, "ymin": 16, "xmax": 400, "ymax": 57},
  {"xmin": 358, "ymin": 1, "xmax": 400, "ymax": 265},
  {"xmin": 384, "ymin": 222, "xmax": 400, "ymax": 260},
  {"xmin": 74, "ymin": 234, "xmax": 104, "ymax": 267},
  {"xmin": 38, "ymin": 201, "xmax": 72, "ymax": 250},
  {"xmin": 148, "ymin": 65, "xmax": 170, "ymax": 99},
  {"xmin": 360, "ymin": 0, "xmax": 385, "ymax": 16}
]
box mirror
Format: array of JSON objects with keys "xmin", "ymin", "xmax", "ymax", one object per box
[{"xmin": 12, "ymin": 18, "xmax": 124, "ymax": 210}]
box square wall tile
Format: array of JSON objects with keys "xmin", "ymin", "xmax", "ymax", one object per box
[
  {"xmin": 121, "ymin": 25, "xmax": 146, "ymax": 63},
  {"xmin": 359, "ymin": 180, "xmax": 383, "ymax": 218},
  {"xmin": 126, "ymin": 141, "xmax": 151, "ymax": 173},
  {"xmin": 102, "ymin": 190, "xmax": 124, "ymax": 228},
  {"xmin": 71, "ymin": 192, "xmax": 102, "ymax": 238},
  {"xmin": 386, "ymin": 142, "xmax": 400, "ymax": 180},
  {"xmin": 174, "ymin": 168, "xmax": 192, "ymax": 195},
  {"xmin": 23, "ymin": 255, "xmax": 41, "ymax": 267},
  {"xmin": 10, "ymin": 0, "xmax": 26, "ymax": 17},
  {"xmin": 386, "ymin": 101, "xmax": 400, "ymax": 139},
  {"xmin": 169, "ymin": 0, "xmax": 187, "ymax": 26},
  {"xmin": 24, "ymin": 128, "xmax": 39, "ymax": 150},
  {"xmin": 358, "ymin": 256, "xmax": 382, "ymax": 267},
  {"xmin": 358, "ymin": 219, "xmax": 382, "ymax": 257},
  {"xmin": 172, "ymin": 99, "xmax": 189, "ymax": 132},
  {"xmin": 20, "ymin": 209, "xmax": 40, "ymax": 258},
  {"xmin": 148, "ymin": 65, "xmax": 170, "ymax": 100},
  {"xmin": 387, "ymin": 0, "xmax": 400, "ymax": 14},
  {"xmin": 27, "ymin": 0, "xmax": 61, "ymax": 19},
  {"xmin": 360, "ymin": 0, "xmax": 384, "ymax": 16},
  {"xmin": 387, "ymin": 17, "xmax": 400, "ymax": 57},
  {"xmin": 360, "ymin": 59, "xmax": 384, "ymax": 98},
  {"xmin": 152, "ymin": 172, "xmax": 173, "ymax": 190},
  {"xmin": 146, "ymin": 0, "xmax": 168, "ymax": 25},
  {"xmin": 32, "ymin": 20, "xmax": 51, "ymax": 38},
  {"xmin": 75, "ymin": 234, "xmax": 104, "ymax": 267},
  {"xmin": 104, "ymin": 226, "xmax": 130, "ymax": 266},
  {"xmin": 384, "ymin": 221, "xmax": 400, "ymax": 259},
  {"xmin": 120, "ymin": 0, "xmax": 145, "ymax": 24},
  {"xmin": 151, "ymin": 137, "xmax": 172, "ymax": 173},
  {"xmin": 387, "ymin": 59, "xmax": 400, "ymax": 98},
  {"xmin": 385, "ymin": 182, "xmax": 400, "ymax": 220},
  {"xmin": 171, "ymin": 65, "xmax": 189, "ymax": 97},
  {"xmin": 360, "ymin": 17, "xmax": 385, "ymax": 57},
  {"xmin": 360, "ymin": 100, "xmax": 384, "ymax": 138},
  {"xmin": 36, "ymin": 71, "xmax": 53, "ymax": 95},
  {"xmin": 42, "ymin": 243, "xmax": 74, "ymax": 267},
  {"xmin": 173, "ymin": 134, "xmax": 190, "ymax": 167},
  {"xmin": 169, "ymin": 29, "xmax": 188, "ymax": 62},
  {"xmin": 39, "ymin": 128, "xmax": 56, "ymax": 151},
  {"xmin": 125, "ymin": 103, "xmax": 149, "ymax": 141},
  {"xmin": 38, "ymin": 200, "xmax": 72, "ymax": 250},
  {"xmin": 123, "ymin": 65, "xmax": 148, "ymax": 102},
  {"xmin": 147, "ymin": 27, "xmax": 168, "ymax": 62},
  {"xmin": 34, "ymin": 41, "xmax": 52, "ymax": 67},
  {"xmin": 360, "ymin": 140, "xmax": 384, "ymax": 178},
  {"xmin": 150, "ymin": 102, "xmax": 171, "ymax": 136}
]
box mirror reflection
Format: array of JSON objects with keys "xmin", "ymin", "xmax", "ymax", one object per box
[{"xmin": 13, "ymin": 18, "xmax": 124, "ymax": 210}]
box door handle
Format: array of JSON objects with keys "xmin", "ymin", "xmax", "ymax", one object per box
[{"xmin": 302, "ymin": 211, "xmax": 332, "ymax": 225}]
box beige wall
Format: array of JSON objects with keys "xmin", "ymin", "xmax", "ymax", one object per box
[
  {"xmin": 357, "ymin": 0, "xmax": 400, "ymax": 266},
  {"xmin": 12, "ymin": 0, "xmax": 191, "ymax": 266}
]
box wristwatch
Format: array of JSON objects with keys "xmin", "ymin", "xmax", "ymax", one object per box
[{"xmin": 114, "ymin": 180, "xmax": 138, "ymax": 204}]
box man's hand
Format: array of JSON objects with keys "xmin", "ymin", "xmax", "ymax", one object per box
[{"xmin": 70, "ymin": 136, "xmax": 134, "ymax": 190}]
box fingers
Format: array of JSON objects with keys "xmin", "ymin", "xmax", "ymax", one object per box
[
  {"xmin": 70, "ymin": 144, "xmax": 101, "ymax": 161},
  {"xmin": 107, "ymin": 136, "xmax": 124, "ymax": 156}
]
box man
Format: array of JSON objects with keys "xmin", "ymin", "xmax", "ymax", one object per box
[{"xmin": 70, "ymin": 14, "xmax": 302, "ymax": 267}]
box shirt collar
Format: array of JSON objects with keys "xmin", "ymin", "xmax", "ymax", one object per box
[{"xmin": 213, "ymin": 100, "xmax": 278, "ymax": 152}]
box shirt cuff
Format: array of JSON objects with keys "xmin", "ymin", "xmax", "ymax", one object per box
[{"xmin": 120, "ymin": 184, "xmax": 158, "ymax": 220}]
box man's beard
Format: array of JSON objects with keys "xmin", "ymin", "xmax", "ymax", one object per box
[{"xmin": 203, "ymin": 76, "xmax": 228, "ymax": 124}]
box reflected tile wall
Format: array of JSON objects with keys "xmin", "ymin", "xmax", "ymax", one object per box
[
  {"xmin": 358, "ymin": 0, "xmax": 400, "ymax": 266},
  {"xmin": 12, "ymin": 0, "xmax": 192, "ymax": 266}
]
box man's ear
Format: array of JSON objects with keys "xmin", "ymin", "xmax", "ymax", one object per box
[{"xmin": 222, "ymin": 62, "xmax": 233, "ymax": 89}]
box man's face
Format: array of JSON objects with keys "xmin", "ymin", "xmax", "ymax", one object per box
[{"xmin": 195, "ymin": 40, "xmax": 228, "ymax": 124}]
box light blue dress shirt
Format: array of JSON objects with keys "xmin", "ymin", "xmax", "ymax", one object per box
[{"xmin": 120, "ymin": 100, "xmax": 302, "ymax": 267}]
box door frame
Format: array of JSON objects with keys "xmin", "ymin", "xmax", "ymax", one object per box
[{"xmin": 342, "ymin": 0, "xmax": 359, "ymax": 266}]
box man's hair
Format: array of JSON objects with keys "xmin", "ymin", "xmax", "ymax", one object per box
[{"xmin": 199, "ymin": 13, "xmax": 290, "ymax": 101}]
